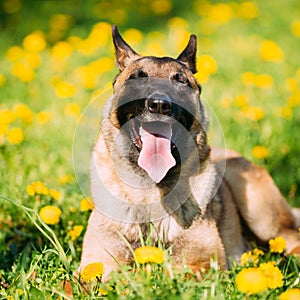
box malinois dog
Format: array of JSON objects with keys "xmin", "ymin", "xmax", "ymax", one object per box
[{"xmin": 79, "ymin": 25, "xmax": 300, "ymax": 281}]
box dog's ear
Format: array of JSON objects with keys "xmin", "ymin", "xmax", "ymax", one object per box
[
  {"xmin": 112, "ymin": 25, "xmax": 140, "ymax": 71},
  {"xmin": 177, "ymin": 34, "xmax": 197, "ymax": 74}
]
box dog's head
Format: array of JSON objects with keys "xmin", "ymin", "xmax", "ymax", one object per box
[{"xmin": 108, "ymin": 25, "xmax": 210, "ymax": 184}]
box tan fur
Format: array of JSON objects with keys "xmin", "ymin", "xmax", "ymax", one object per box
[
  {"xmin": 79, "ymin": 27, "xmax": 300, "ymax": 281},
  {"xmin": 212, "ymin": 149, "xmax": 300, "ymax": 252}
]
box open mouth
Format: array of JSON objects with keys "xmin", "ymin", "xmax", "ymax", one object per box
[
  {"xmin": 137, "ymin": 121, "xmax": 176, "ymax": 183},
  {"xmin": 117, "ymin": 98, "xmax": 193, "ymax": 183},
  {"xmin": 126, "ymin": 118, "xmax": 184, "ymax": 183}
]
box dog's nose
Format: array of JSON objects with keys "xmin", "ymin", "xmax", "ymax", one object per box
[{"xmin": 146, "ymin": 98, "xmax": 172, "ymax": 115}]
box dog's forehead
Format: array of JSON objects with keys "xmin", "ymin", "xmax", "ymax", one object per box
[
  {"xmin": 132, "ymin": 56, "xmax": 187, "ymax": 74},
  {"xmin": 113, "ymin": 55, "xmax": 199, "ymax": 90}
]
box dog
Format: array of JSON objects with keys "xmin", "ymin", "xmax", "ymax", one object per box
[{"xmin": 79, "ymin": 25, "xmax": 300, "ymax": 281}]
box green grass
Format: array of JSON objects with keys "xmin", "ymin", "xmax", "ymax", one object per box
[{"xmin": 1, "ymin": 0, "xmax": 300, "ymax": 298}]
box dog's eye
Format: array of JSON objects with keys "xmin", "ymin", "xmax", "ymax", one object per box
[
  {"xmin": 172, "ymin": 72, "xmax": 191, "ymax": 86},
  {"xmin": 129, "ymin": 69, "xmax": 148, "ymax": 79}
]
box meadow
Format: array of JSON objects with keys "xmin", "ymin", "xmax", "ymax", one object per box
[{"xmin": 1, "ymin": 0, "xmax": 300, "ymax": 298}]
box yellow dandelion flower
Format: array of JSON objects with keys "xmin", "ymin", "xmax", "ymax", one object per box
[
  {"xmin": 68, "ymin": 225, "xmax": 83, "ymax": 241},
  {"xmin": 252, "ymin": 145, "xmax": 269, "ymax": 159},
  {"xmin": 101, "ymin": 285, "xmax": 113, "ymax": 296},
  {"xmin": 288, "ymin": 93, "xmax": 300, "ymax": 108},
  {"xmin": 12, "ymin": 62, "xmax": 35, "ymax": 82},
  {"xmin": 80, "ymin": 198, "xmax": 94, "ymax": 212},
  {"xmin": 81, "ymin": 262, "xmax": 104, "ymax": 282},
  {"xmin": 51, "ymin": 41, "xmax": 73, "ymax": 59},
  {"xmin": 69, "ymin": 206, "xmax": 76, "ymax": 213},
  {"xmin": 253, "ymin": 248, "xmax": 264, "ymax": 256},
  {"xmin": 26, "ymin": 184, "xmax": 35, "ymax": 196},
  {"xmin": 54, "ymin": 81, "xmax": 76, "ymax": 98},
  {"xmin": 0, "ymin": 123, "xmax": 8, "ymax": 136},
  {"xmin": 259, "ymin": 40, "xmax": 284, "ymax": 63},
  {"xmin": 78, "ymin": 22, "xmax": 111, "ymax": 55},
  {"xmin": 98, "ymin": 287, "xmax": 107, "ymax": 296},
  {"xmin": 168, "ymin": 17, "xmax": 189, "ymax": 29},
  {"xmin": 280, "ymin": 288, "xmax": 300, "ymax": 300},
  {"xmin": 58, "ymin": 174, "xmax": 73, "ymax": 184},
  {"xmin": 37, "ymin": 111, "xmax": 52, "ymax": 124},
  {"xmin": 151, "ymin": 0, "xmax": 172, "ymax": 15},
  {"xmin": 12, "ymin": 103, "xmax": 34, "ymax": 124},
  {"xmin": 235, "ymin": 268, "xmax": 268, "ymax": 294},
  {"xmin": 291, "ymin": 20, "xmax": 300, "ymax": 38},
  {"xmin": 88, "ymin": 22, "xmax": 111, "ymax": 47},
  {"xmin": 135, "ymin": 246, "xmax": 164, "ymax": 264},
  {"xmin": 285, "ymin": 78, "xmax": 298, "ymax": 94},
  {"xmin": 277, "ymin": 106, "xmax": 293, "ymax": 119},
  {"xmin": 16, "ymin": 289, "xmax": 24, "ymax": 295},
  {"xmin": 24, "ymin": 52, "xmax": 41, "ymax": 69},
  {"xmin": 0, "ymin": 134, "xmax": 5, "ymax": 145},
  {"xmin": 64, "ymin": 103, "xmax": 81, "ymax": 118},
  {"xmin": 5, "ymin": 46, "xmax": 24, "ymax": 62},
  {"xmin": 23, "ymin": 31, "xmax": 47, "ymax": 52},
  {"xmin": 39, "ymin": 205, "xmax": 62, "ymax": 225},
  {"xmin": 254, "ymin": 74, "xmax": 273, "ymax": 89},
  {"xmin": 269, "ymin": 237, "xmax": 286, "ymax": 253},
  {"xmin": 237, "ymin": 1, "xmax": 258, "ymax": 19},
  {"xmin": 195, "ymin": 54, "xmax": 218, "ymax": 83},
  {"xmin": 242, "ymin": 105, "xmax": 264, "ymax": 121},
  {"xmin": 259, "ymin": 262, "xmax": 283, "ymax": 289},
  {"xmin": 31, "ymin": 181, "xmax": 49, "ymax": 195},
  {"xmin": 123, "ymin": 28, "xmax": 143, "ymax": 46},
  {"xmin": 241, "ymin": 72, "xmax": 256, "ymax": 86},
  {"xmin": 88, "ymin": 57, "xmax": 114, "ymax": 75},
  {"xmin": 6, "ymin": 127, "xmax": 24, "ymax": 145},
  {"xmin": 0, "ymin": 72, "xmax": 6, "ymax": 87},
  {"xmin": 197, "ymin": 54, "xmax": 218, "ymax": 75},
  {"xmin": 67, "ymin": 36, "xmax": 82, "ymax": 49},
  {"xmin": 241, "ymin": 250, "xmax": 260, "ymax": 266},
  {"xmin": 49, "ymin": 189, "xmax": 61, "ymax": 201},
  {"xmin": 0, "ymin": 109, "xmax": 15, "ymax": 125},
  {"xmin": 235, "ymin": 94, "xmax": 249, "ymax": 107},
  {"xmin": 209, "ymin": 3, "xmax": 233, "ymax": 25},
  {"xmin": 26, "ymin": 181, "xmax": 49, "ymax": 196}
]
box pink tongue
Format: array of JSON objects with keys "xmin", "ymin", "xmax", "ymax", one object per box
[{"xmin": 138, "ymin": 125, "xmax": 176, "ymax": 183}]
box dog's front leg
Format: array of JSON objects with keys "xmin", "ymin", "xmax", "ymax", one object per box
[
  {"xmin": 79, "ymin": 210, "xmax": 132, "ymax": 282},
  {"xmin": 171, "ymin": 219, "xmax": 226, "ymax": 273}
]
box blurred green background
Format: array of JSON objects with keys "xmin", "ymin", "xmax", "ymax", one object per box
[{"xmin": 0, "ymin": 0, "xmax": 204, "ymax": 40}]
